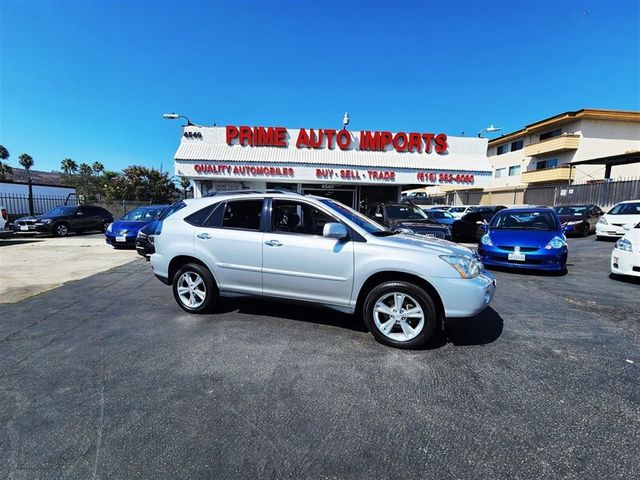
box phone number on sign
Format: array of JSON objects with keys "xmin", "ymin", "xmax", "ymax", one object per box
[{"xmin": 416, "ymin": 172, "xmax": 475, "ymax": 184}]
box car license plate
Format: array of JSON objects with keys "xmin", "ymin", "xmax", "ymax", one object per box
[
  {"xmin": 20, "ymin": 225, "xmax": 29, "ymax": 231},
  {"xmin": 116, "ymin": 235, "xmax": 127, "ymax": 242},
  {"xmin": 508, "ymin": 253, "xmax": 526, "ymax": 261}
]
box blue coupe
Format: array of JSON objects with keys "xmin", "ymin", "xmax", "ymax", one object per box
[
  {"xmin": 105, "ymin": 205, "xmax": 169, "ymax": 248},
  {"xmin": 477, "ymin": 207, "xmax": 568, "ymax": 272}
]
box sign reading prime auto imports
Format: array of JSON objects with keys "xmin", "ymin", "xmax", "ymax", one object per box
[{"xmin": 225, "ymin": 125, "xmax": 448, "ymax": 154}]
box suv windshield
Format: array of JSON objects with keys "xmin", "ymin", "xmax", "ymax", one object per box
[
  {"xmin": 121, "ymin": 207, "xmax": 165, "ymax": 221},
  {"xmin": 318, "ymin": 198, "xmax": 388, "ymax": 234},
  {"xmin": 491, "ymin": 211, "xmax": 558, "ymax": 231},
  {"xmin": 428, "ymin": 211, "xmax": 454, "ymax": 219},
  {"xmin": 608, "ymin": 202, "xmax": 640, "ymax": 215},
  {"xmin": 449, "ymin": 207, "xmax": 466, "ymax": 213},
  {"xmin": 554, "ymin": 206, "xmax": 588, "ymax": 216},
  {"xmin": 42, "ymin": 206, "xmax": 76, "ymax": 217},
  {"xmin": 386, "ymin": 205, "xmax": 428, "ymax": 220}
]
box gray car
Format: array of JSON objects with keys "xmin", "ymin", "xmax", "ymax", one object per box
[{"xmin": 150, "ymin": 190, "xmax": 496, "ymax": 349}]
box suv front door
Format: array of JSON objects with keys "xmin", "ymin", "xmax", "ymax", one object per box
[{"xmin": 262, "ymin": 199, "xmax": 355, "ymax": 307}]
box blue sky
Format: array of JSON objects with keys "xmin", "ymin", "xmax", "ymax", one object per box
[{"xmin": 1, "ymin": 0, "xmax": 639, "ymax": 173}]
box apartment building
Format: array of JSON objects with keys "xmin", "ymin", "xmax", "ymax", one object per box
[{"xmin": 488, "ymin": 109, "xmax": 640, "ymax": 189}]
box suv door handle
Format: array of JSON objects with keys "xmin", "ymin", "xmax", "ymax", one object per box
[
  {"xmin": 196, "ymin": 232, "xmax": 211, "ymax": 240},
  {"xmin": 264, "ymin": 239, "xmax": 283, "ymax": 247}
]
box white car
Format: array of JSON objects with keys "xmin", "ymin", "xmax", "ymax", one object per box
[
  {"xmin": 448, "ymin": 205, "xmax": 477, "ymax": 219},
  {"xmin": 611, "ymin": 223, "xmax": 640, "ymax": 278},
  {"xmin": 596, "ymin": 200, "xmax": 640, "ymax": 240},
  {"xmin": 150, "ymin": 190, "xmax": 496, "ymax": 349},
  {"xmin": 0, "ymin": 205, "xmax": 7, "ymax": 231}
]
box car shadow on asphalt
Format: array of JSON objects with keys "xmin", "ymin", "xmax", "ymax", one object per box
[
  {"xmin": 444, "ymin": 307, "xmax": 504, "ymax": 347},
  {"xmin": 214, "ymin": 298, "xmax": 504, "ymax": 348},
  {"xmin": 609, "ymin": 273, "xmax": 640, "ymax": 285},
  {"xmin": 0, "ymin": 238, "xmax": 44, "ymax": 247},
  {"xmin": 486, "ymin": 266, "xmax": 567, "ymax": 277}
]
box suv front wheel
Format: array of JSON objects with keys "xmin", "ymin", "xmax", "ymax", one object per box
[
  {"xmin": 172, "ymin": 263, "xmax": 217, "ymax": 313},
  {"xmin": 363, "ymin": 281, "xmax": 437, "ymax": 349}
]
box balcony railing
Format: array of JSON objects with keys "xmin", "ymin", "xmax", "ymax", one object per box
[
  {"xmin": 521, "ymin": 165, "xmax": 575, "ymax": 184},
  {"xmin": 524, "ymin": 134, "xmax": 580, "ymax": 157}
]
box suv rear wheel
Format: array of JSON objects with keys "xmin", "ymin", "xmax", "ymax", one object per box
[
  {"xmin": 172, "ymin": 263, "xmax": 217, "ymax": 313},
  {"xmin": 363, "ymin": 281, "xmax": 437, "ymax": 349}
]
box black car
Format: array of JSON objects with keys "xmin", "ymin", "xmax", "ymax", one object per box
[
  {"xmin": 135, "ymin": 200, "xmax": 192, "ymax": 258},
  {"xmin": 13, "ymin": 205, "xmax": 113, "ymax": 237},
  {"xmin": 366, "ymin": 202, "xmax": 452, "ymax": 240},
  {"xmin": 553, "ymin": 204, "xmax": 603, "ymax": 237},
  {"xmin": 451, "ymin": 205, "xmax": 507, "ymax": 242}
]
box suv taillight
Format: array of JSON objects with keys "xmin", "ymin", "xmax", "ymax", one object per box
[{"xmin": 1, "ymin": 208, "xmax": 6, "ymax": 220}]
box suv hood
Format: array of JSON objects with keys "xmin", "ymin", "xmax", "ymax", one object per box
[
  {"xmin": 605, "ymin": 213, "xmax": 640, "ymax": 225},
  {"xmin": 374, "ymin": 233, "xmax": 475, "ymax": 257}
]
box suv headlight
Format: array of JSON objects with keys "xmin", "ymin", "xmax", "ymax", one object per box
[
  {"xmin": 598, "ymin": 216, "xmax": 608, "ymax": 225},
  {"xmin": 440, "ymin": 255, "xmax": 482, "ymax": 279},
  {"xmin": 395, "ymin": 228, "xmax": 415, "ymax": 234},
  {"xmin": 40, "ymin": 218, "xmax": 52, "ymax": 224},
  {"xmin": 544, "ymin": 236, "xmax": 566, "ymax": 250},
  {"xmin": 480, "ymin": 234, "xmax": 493, "ymax": 246},
  {"xmin": 566, "ymin": 220, "xmax": 582, "ymax": 225},
  {"xmin": 137, "ymin": 230, "xmax": 148, "ymax": 239},
  {"xmin": 615, "ymin": 238, "xmax": 632, "ymax": 252}
]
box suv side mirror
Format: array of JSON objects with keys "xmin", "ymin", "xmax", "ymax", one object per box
[{"xmin": 323, "ymin": 223, "xmax": 348, "ymax": 239}]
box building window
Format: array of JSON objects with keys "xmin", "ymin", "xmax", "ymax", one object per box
[
  {"xmin": 508, "ymin": 165, "xmax": 521, "ymax": 176},
  {"xmin": 539, "ymin": 129, "xmax": 562, "ymax": 141},
  {"xmin": 496, "ymin": 144, "xmax": 508, "ymax": 155},
  {"xmin": 494, "ymin": 168, "xmax": 507, "ymax": 178},
  {"xmin": 510, "ymin": 140, "xmax": 523, "ymax": 151},
  {"xmin": 535, "ymin": 158, "xmax": 559, "ymax": 170}
]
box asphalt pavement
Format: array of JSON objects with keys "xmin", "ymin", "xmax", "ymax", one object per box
[{"xmin": 0, "ymin": 237, "xmax": 638, "ymax": 479}]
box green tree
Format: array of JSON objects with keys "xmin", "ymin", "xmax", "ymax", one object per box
[
  {"xmin": 18, "ymin": 153, "xmax": 35, "ymax": 214},
  {"xmin": 0, "ymin": 144, "xmax": 12, "ymax": 180},
  {"xmin": 60, "ymin": 158, "xmax": 78, "ymax": 175},
  {"xmin": 120, "ymin": 166, "xmax": 178, "ymax": 203},
  {"xmin": 92, "ymin": 161, "xmax": 105, "ymax": 174}
]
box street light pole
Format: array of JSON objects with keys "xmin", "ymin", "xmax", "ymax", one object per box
[
  {"xmin": 477, "ymin": 124, "xmax": 503, "ymax": 138},
  {"xmin": 162, "ymin": 112, "xmax": 194, "ymax": 126}
]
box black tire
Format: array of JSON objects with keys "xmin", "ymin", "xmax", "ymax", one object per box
[
  {"xmin": 362, "ymin": 281, "xmax": 437, "ymax": 349},
  {"xmin": 172, "ymin": 262, "xmax": 217, "ymax": 314},
  {"xmin": 581, "ymin": 223, "xmax": 589, "ymax": 237},
  {"xmin": 52, "ymin": 222, "xmax": 70, "ymax": 237}
]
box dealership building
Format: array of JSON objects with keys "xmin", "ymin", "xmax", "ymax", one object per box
[{"xmin": 172, "ymin": 123, "xmax": 492, "ymax": 209}]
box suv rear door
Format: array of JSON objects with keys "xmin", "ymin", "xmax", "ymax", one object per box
[
  {"xmin": 261, "ymin": 199, "xmax": 354, "ymax": 307},
  {"xmin": 191, "ymin": 199, "xmax": 264, "ymax": 295}
]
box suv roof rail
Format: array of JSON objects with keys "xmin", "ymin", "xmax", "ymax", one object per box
[{"xmin": 203, "ymin": 188, "xmax": 303, "ymax": 198}]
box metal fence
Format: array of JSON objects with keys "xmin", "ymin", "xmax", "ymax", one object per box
[
  {"xmin": 447, "ymin": 178, "xmax": 640, "ymax": 209},
  {"xmin": 0, "ymin": 193, "xmax": 152, "ymax": 223}
]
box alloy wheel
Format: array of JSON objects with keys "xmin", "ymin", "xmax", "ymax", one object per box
[
  {"xmin": 176, "ymin": 271, "xmax": 207, "ymax": 309},
  {"xmin": 372, "ymin": 292, "xmax": 424, "ymax": 342},
  {"xmin": 56, "ymin": 224, "xmax": 68, "ymax": 236}
]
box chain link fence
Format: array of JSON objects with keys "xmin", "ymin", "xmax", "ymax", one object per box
[{"xmin": 0, "ymin": 193, "xmax": 152, "ymax": 224}]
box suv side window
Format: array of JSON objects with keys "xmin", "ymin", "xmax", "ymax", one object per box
[
  {"xmin": 185, "ymin": 203, "xmax": 220, "ymax": 227},
  {"xmin": 222, "ymin": 200, "xmax": 263, "ymax": 231},
  {"xmin": 77, "ymin": 206, "xmax": 88, "ymax": 215},
  {"xmin": 272, "ymin": 200, "xmax": 337, "ymax": 235}
]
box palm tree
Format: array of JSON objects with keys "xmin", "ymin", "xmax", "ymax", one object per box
[
  {"xmin": 92, "ymin": 161, "xmax": 104, "ymax": 174},
  {"xmin": 18, "ymin": 153, "xmax": 35, "ymax": 215},
  {"xmin": 61, "ymin": 158, "xmax": 78, "ymax": 175},
  {"xmin": 0, "ymin": 144, "xmax": 12, "ymax": 180},
  {"xmin": 180, "ymin": 176, "xmax": 191, "ymax": 198}
]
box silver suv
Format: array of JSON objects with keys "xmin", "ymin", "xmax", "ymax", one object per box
[{"xmin": 150, "ymin": 191, "xmax": 496, "ymax": 349}]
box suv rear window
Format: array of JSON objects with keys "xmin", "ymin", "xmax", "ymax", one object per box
[
  {"xmin": 222, "ymin": 200, "xmax": 263, "ymax": 230},
  {"xmin": 185, "ymin": 203, "xmax": 222, "ymax": 227}
]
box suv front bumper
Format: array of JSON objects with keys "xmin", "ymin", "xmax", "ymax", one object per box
[{"xmin": 434, "ymin": 271, "xmax": 496, "ymax": 318}]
